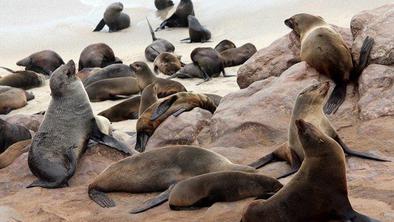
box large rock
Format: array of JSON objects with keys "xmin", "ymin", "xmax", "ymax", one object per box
[
  {"xmin": 237, "ymin": 26, "xmax": 352, "ymax": 89},
  {"xmin": 351, "ymin": 4, "xmax": 394, "ymax": 66},
  {"xmin": 358, "ymin": 64, "xmax": 394, "ymax": 120}
]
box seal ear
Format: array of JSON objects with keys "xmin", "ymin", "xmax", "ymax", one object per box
[
  {"xmin": 150, "ymin": 95, "xmax": 178, "ymax": 121},
  {"xmin": 93, "ymin": 19, "xmax": 106, "ymax": 32}
]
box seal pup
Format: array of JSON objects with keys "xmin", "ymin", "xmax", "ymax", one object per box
[
  {"xmin": 156, "ymin": 0, "xmax": 195, "ymax": 31},
  {"xmin": 284, "ymin": 13, "xmax": 374, "ymax": 114},
  {"xmin": 16, "ymin": 50, "xmax": 64, "ymax": 75},
  {"xmin": 214, "ymin": 40, "xmax": 236, "ymax": 53},
  {"xmin": 85, "ymin": 77, "xmax": 140, "ymax": 102},
  {"xmin": 130, "ymin": 61, "xmax": 187, "ymax": 98},
  {"xmin": 78, "ymin": 43, "xmax": 122, "ymax": 71},
  {"xmin": 0, "ymin": 119, "xmax": 31, "ymax": 154},
  {"xmin": 250, "ymin": 82, "xmax": 389, "ymax": 177},
  {"xmin": 88, "ymin": 145, "xmax": 256, "ymax": 208},
  {"xmin": 153, "ymin": 52, "xmax": 184, "ymax": 76},
  {"xmin": 242, "ymin": 120, "xmax": 380, "ymax": 222},
  {"xmin": 145, "ymin": 18, "xmax": 175, "ymax": 62},
  {"xmin": 0, "ymin": 67, "xmax": 46, "ymax": 90},
  {"xmin": 219, "ymin": 43, "xmax": 257, "ymax": 67},
  {"xmin": 181, "ymin": 15, "xmax": 211, "ymax": 43},
  {"xmin": 83, "ymin": 64, "xmax": 134, "ymax": 86},
  {"xmin": 98, "ymin": 96, "xmax": 141, "ymax": 122},
  {"xmin": 93, "ymin": 2, "xmax": 130, "ymax": 32},
  {"xmin": 167, "ymin": 63, "xmax": 204, "ymax": 79},
  {"xmin": 0, "ymin": 86, "xmax": 34, "ymax": 114},
  {"xmin": 135, "ymin": 92, "xmax": 217, "ymax": 152},
  {"xmin": 27, "ymin": 60, "xmax": 132, "ymax": 189},
  {"xmin": 155, "ymin": 0, "xmax": 174, "ymax": 10}
]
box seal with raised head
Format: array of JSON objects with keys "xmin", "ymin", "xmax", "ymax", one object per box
[
  {"xmin": 214, "ymin": 40, "xmax": 236, "ymax": 53},
  {"xmin": 78, "ymin": 43, "xmax": 122, "ymax": 71},
  {"xmin": 155, "ymin": 0, "xmax": 174, "ymax": 10},
  {"xmin": 250, "ymin": 82, "xmax": 389, "ymax": 178},
  {"xmin": 83, "ymin": 64, "xmax": 135, "ymax": 86},
  {"xmin": 153, "ymin": 52, "xmax": 184, "ymax": 76},
  {"xmin": 0, "ymin": 67, "xmax": 46, "ymax": 90},
  {"xmin": 16, "ymin": 50, "xmax": 64, "ymax": 76},
  {"xmin": 284, "ymin": 13, "xmax": 374, "ymax": 114},
  {"xmin": 85, "ymin": 77, "xmax": 139, "ymax": 102},
  {"xmin": 181, "ymin": 15, "xmax": 211, "ymax": 43},
  {"xmin": 93, "ymin": 2, "xmax": 130, "ymax": 32},
  {"xmin": 135, "ymin": 92, "xmax": 217, "ymax": 152},
  {"xmin": 98, "ymin": 95, "xmax": 141, "ymax": 122},
  {"xmin": 130, "ymin": 61, "xmax": 187, "ymax": 97},
  {"xmin": 219, "ymin": 43, "xmax": 257, "ymax": 67},
  {"xmin": 88, "ymin": 145, "xmax": 256, "ymax": 209},
  {"xmin": 156, "ymin": 0, "xmax": 195, "ymax": 31},
  {"xmin": 27, "ymin": 60, "xmax": 132, "ymax": 189},
  {"xmin": 242, "ymin": 120, "xmax": 381, "ymax": 222},
  {"xmin": 145, "ymin": 18, "xmax": 175, "ymax": 62},
  {"xmin": 0, "ymin": 86, "xmax": 34, "ymax": 114}
]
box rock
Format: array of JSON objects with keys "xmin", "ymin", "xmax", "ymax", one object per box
[
  {"xmin": 351, "ymin": 4, "xmax": 394, "ymax": 66},
  {"xmin": 358, "ymin": 64, "xmax": 394, "ymax": 120},
  {"xmin": 237, "ymin": 25, "xmax": 352, "ymax": 89},
  {"xmin": 146, "ymin": 108, "xmax": 213, "ymax": 150}
]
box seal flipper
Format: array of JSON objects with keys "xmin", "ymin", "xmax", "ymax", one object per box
[
  {"xmin": 146, "ymin": 18, "xmax": 157, "ymax": 41},
  {"xmin": 135, "ymin": 131, "xmax": 149, "ymax": 152},
  {"xmin": 172, "ymin": 108, "xmax": 187, "ymax": 117},
  {"xmin": 93, "ymin": 19, "xmax": 106, "ymax": 32},
  {"xmin": 248, "ymin": 153, "xmax": 277, "ymax": 169},
  {"xmin": 0, "ymin": 66, "xmax": 16, "ymax": 73},
  {"xmin": 335, "ymin": 135, "xmax": 390, "ymax": 162},
  {"xmin": 130, "ymin": 186, "xmax": 174, "ymax": 214},
  {"xmin": 323, "ymin": 83, "xmax": 346, "ymax": 115},
  {"xmin": 150, "ymin": 95, "xmax": 178, "ymax": 121},
  {"xmin": 180, "ymin": 37, "xmax": 191, "ymax": 43},
  {"xmin": 351, "ymin": 36, "xmax": 375, "ymax": 81},
  {"xmin": 89, "ymin": 189, "xmax": 115, "ymax": 208}
]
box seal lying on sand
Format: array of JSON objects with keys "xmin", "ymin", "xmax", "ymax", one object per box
[
  {"xmin": 0, "ymin": 86, "xmax": 34, "ymax": 114},
  {"xmin": 242, "ymin": 120, "xmax": 380, "ymax": 222},
  {"xmin": 85, "ymin": 77, "xmax": 139, "ymax": 102},
  {"xmin": 82, "ymin": 64, "xmax": 135, "ymax": 86},
  {"xmin": 0, "ymin": 67, "xmax": 45, "ymax": 90},
  {"xmin": 145, "ymin": 18, "xmax": 175, "ymax": 62},
  {"xmin": 27, "ymin": 60, "xmax": 132, "ymax": 189},
  {"xmin": 98, "ymin": 96, "xmax": 141, "ymax": 122},
  {"xmin": 16, "ymin": 50, "xmax": 64, "ymax": 76},
  {"xmin": 93, "ymin": 2, "xmax": 130, "ymax": 32},
  {"xmin": 219, "ymin": 43, "xmax": 257, "ymax": 67},
  {"xmin": 78, "ymin": 43, "xmax": 122, "ymax": 71},
  {"xmin": 156, "ymin": 0, "xmax": 195, "ymax": 31},
  {"xmin": 153, "ymin": 52, "xmax": 184, "ymax": 76},
  {"xmin": 181, "ymin": 15, "xmax": 211, "ymax": 43}
]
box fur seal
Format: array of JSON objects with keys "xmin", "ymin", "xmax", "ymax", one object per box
[
  {"xmin": 27, "ymin": 60, "xmax": 132, "ymax": 189},
  {"xmin": 0, "ymin": 67, "xmax": 46, "ymax": 89},
  {"xmin": 0, "ymin": 139, "xmax": 31, "ymax": 169},
  {"xmin": 156, "ymin": 0, "xmax": 195, "ymax": 31},
  {"xmin": 242, "ymin": 120, "xmax": 380, "ymax": 222},
  {"xmin": 250, "ymin": 82, "xmax": 389, "ymax": 178},
  {"xmin": 98, "ymin": 95, "xmax": 141, "ymax": 122},
  {"xmin": 85, "ymin": 77, "xmax": 140, "ymax": 102},
  {"xmin": 82, "ymin": 64, "xmax": 135, "ymax": 86},
  {"xmin": 139, "ymin": 83, "xmax": 159, "ymax": 116},
  {"xmin": 16, "ymin": 50, "xmax": 64, "ymax": 75},
  {"xmin": 145, "ymin": 18, "xmax": 175, "ymax": 62},
  {"xmin": 135, "ymin": 92, "xmax": 217, "ymax": 152},
  {"xmin": 153, "ymin": 52, "xmax": 184, "ymax": 75},
  {"xmin": 0, "ymin": 119, "xmax": 31, "ymax": 154},
  {"xmin": 88, "ymin": 145, "xmax": 256, "ymax": 209},
  {"xmin": 284, "ymin": 13, "xmax": 374, "ymax": 114},
  {"xmin": 0, "ymin": 86, "xmax": 34, "ymax": 114},
  {"xmin": 181, "ymin": 15, "xmax": 211, "ymax": 43},
  {"xmin": 78, "ymin": 43, "xmax": 122, "ymax": 71},
  {"xmin": 76, "ymin": 68, "xmax": 101, "ymax": 82},
  {"xmin": 155, "ymin": 0, "xmax": 174, "ymax": 10},
  {"xmin": 167, "ymin": 63, "xmax": 204, "ymax": 79},
  {"xmin": 214, "ymin": 40, "xmax": 236, "ymax": 53},
  {"xmin": 93, "ymin": 2, "xmax": 130, "ymax": 32},
  {"xmin": 130, "ymin": 61, "xmax": 187, "ymax": 97},
  {"xmin": 219, "ymin": 43, "xmax": 257, "ymax": 67},
  {"xmin": 191, "ymin": 47, "xmax": 231, "ymax": 82}
]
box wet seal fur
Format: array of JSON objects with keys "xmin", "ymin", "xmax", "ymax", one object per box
[
  {"xmin": 156, "ymin": 0, "xmax": 195, "ymax": 31},
  {"xmin": 93, "ymin": 2, "xmax": 130, "ymax": 32},
  {"xmin": 153, "ymin": 52, "xmax": 184, "ymax": 76},
  {"xmin": 85, "ymin": 77, "xmax": 139, "ymax": 102},
  {"xmin": 181, "ymin": 15, "xmax": 211, "ymax": 43},
  {"xmin": 0, "ymin": 86, "xmax": 34, "ymax": 114},
  {"xmin": 98, "ymin": 95, "xmax": 141, "ymax": 122},
  {"xmin": 0, "ymin": 67, "xmax": 46, "ymax": 90},
  {"xmin": 27, "ymin": 60, "xmax": 132, "ymax": 189},
  {"xmin": 78, "ymin": 43, "xmax": 122, "ymax": 71},
  {"xmin": 242, "ymin": 120, "xmax": 381, "ymax": 222},
  {"xmin": 145, "ymin": 18, "xmax": 175, "ymax": 62},
  {"xmin": 16, "ymin": 50, "xmax": 64, "ymax": 76}
]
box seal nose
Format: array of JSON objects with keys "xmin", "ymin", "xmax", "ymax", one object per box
[{"xmin": 284, "ymin": 18, "xmax": 294, "ymax": 29}]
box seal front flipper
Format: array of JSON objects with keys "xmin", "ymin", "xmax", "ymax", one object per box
[
  {"xmin": 323, "ymin": 83, "xmax": 346, "ymax": 115},
  {"xmin": 135, "ymin": 131, "xmax": 149, "ymax": 152},
  {"xmin": 130, "ymin": 185, "xmax": 174, "ymax": 214},
  {"xmin": 150, "ymin": 95, "xmax": 178, "ymax": 121},
  {"xmin": 93, "ymin": 19, "xmax": 106, "ymax": 32},
  {"xmin": 88, "ymin": 188, "xmax": 115, "ymax": 208}
]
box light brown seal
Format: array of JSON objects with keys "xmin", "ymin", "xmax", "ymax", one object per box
[
  {"xmin": 16, "ymin": 50, "xmax": 64, "ymax": 75},
  {"xmin": 0, "ymin": 67, "xmax": 46, "ymax": 89},
  {"xmin": 153, "ymin": 52, "xmax": 184, "ymax": 76},
  {"xmin": 0, "ymin": 86, "xmax": 34, "ymax": 114},
  {"xmin": 98, "ymin": 96, "xmax": 141, "ymax": 122},
  {"xmin": 93, "ymin": 2, "xmax": 130, "ymax": 32},
  {"xmin": 78, "ymin": 43, "xmax": 122, "ymax": 71}
]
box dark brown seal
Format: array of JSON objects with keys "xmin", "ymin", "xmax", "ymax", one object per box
[
  {"xmin": 181, "ymin": 15, "xmax": 211, "ymax": 43},
  {"xmin": 167, "ymin": 63, "xmax": 204, "ymax": 79},
  {"xmin": 78, "ymin": 43, "xmax": 122, "ymax": 71},
  {"xmin": 242, "ymin": 120, "xmax": 380, "ymax": 222},
  {"xmin": 284, "ymin": 13, "xmax": 374, "ymax": 114},
  {"xmin": 153, "ymin": 52, "xmax": 184, "ymax": 75},
  {"xmin": 214, "ymin": 40, "xmax": 236, "ymax": 53},
  {"xmin": 0, "ymin": 86, "xmax": 34, "ymax": 114},
  {"xmin": 98, "ymin": 95, "xmax": 141, "ymax": 122},
  {"xmin": 85, "ymin": 77, "xmax": 140, "ymax": 102},
  {"xmin": 155, "ymin": 0, "xmax": 174, "ymax": 10},
  {"xmin": 156, "ymin": 0, "xmax": 195, "ymax": 31},
  {"xmin": 220, "ymin": 43, "xmax": 257, "ymax": 67},
  {"xmin": 0, "ymin": 119, "xmax": 31, "ymax": 154},
  {"xmin": 0, "ymin": 67, "xmax": 45, "ymax": 89},
  {"xmin": 145, "ymin": 18, "xmax": 175, "ymax": 62},
  {"xmin": 16, "ymin": 50, "xmax": 64, "ymax": 75},
  {"xmin": 191, "ymin": 47, "xmax": 231, "ymax": 82},
  {"xmin": 93, "ymin": 2, "xmax": 130, "ymax": 32},
  {"xmin": 82, "ymin": 64, "xmax": 135, "ymax": 86}
]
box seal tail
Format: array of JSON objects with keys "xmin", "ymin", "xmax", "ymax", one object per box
[
  {"xmin": 0, "ymin": 139, "xmax": 31, "ymax": 169},
  {"xmin": 0, "ymin": 66, "xmax": 16, "ymax": 73},
  {"xmin": 93, "ymin": 19, "xmax": 106, "ymax": 32},
  {"xmin": 351, "ymin": 36, "xmax": 375, "ymax": 82},
  {"xmin": 323, "ymin": 82, "xmax": 346, "ymax": 115},
  {"xmin": 335, "ymin": 136, "xmax": 390, "ymax": 162},
  {"xmin": 146, "ymin": 18, "xmax": 157, "ymax": 41},
  {"xmin": 130, "ymin": 186, "xmax": 173, "ymax": 214},
  {"xmin": 88, "ymin": 188, "xmax": 115, "ymax": 208}
]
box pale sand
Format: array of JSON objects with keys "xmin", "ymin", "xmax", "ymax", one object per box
[{"xmin": 0, "ymin": 0, "xmax": 392, "ymax": 132}]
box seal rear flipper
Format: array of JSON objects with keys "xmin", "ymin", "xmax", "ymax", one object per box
[
  {"xmin": 93, "ymin": 19, "xmax": 106, "ymax": 32},
  {"xmin": 0, "ymin": 139, "xmax": 31, "ymax": 169},
  {"xmin": 276, "ymin": 165, "xmax": 300, "ymax": 179},
  {"xmin": 150, "ymin": 95, "xmax": 178, "ymax": 121},
  {"xmin": 249, "ymin": 143, "xmax": 293, "ymax": 169},
  {"xmin": 335, "ymin": 135, "xmax": 390, "ymax": 162},
  {"xmin": 146, "ymin": 18, "xmax": 158, "ymax": 41},
  {"xmin": 351, "ymin": 36, "xmax": 375, "ymax": 81},
  {"xmin": 248, "ymin": 153, "xmax": 277, "ymax": 169},
  {"xmin": 130, "ymin": 186, "xmax": 173, "ymax": 214},
  {"xmin": 89, "ymin": 189, "xmax": 115, "ymax": 208},
  {"xmin": 323, "ymin": 83, "xmax": 346, "ymax": 115}
]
